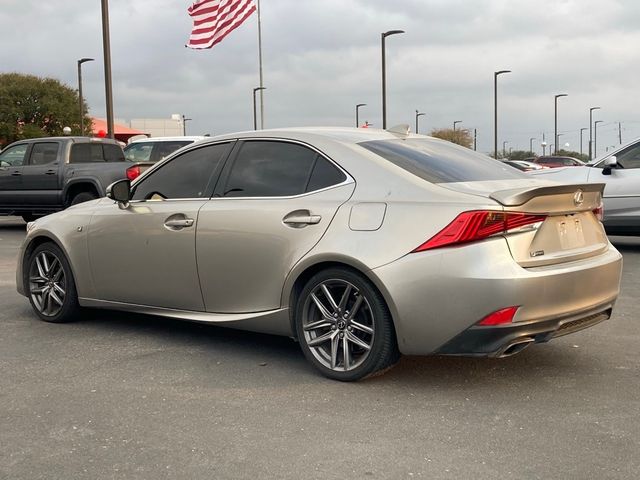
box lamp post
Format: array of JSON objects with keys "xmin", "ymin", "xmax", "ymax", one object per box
[
  {"xmin": 381, "ymin": 29, "xmax": 405, "ymax": 129},
  {"xmin": 182, "ymin": 115, "xmax": 192, "ymax": 136},
  {"xmin": 541, "ymin": 140, "xmax": 547, "ymax": 156},
  {"xmin": 589, "ymin": 106, "xmax": 601, "ymax": 160},
  {"xmin": 502, "ymin": 140, "xmax": 509, "ymax": 158},
  {"xmin": 100, "ymin": 0, "xmax": 114, "ymax": 139},
  {"xmin": 494, "ymin": 70, "xmax": 511, "ymax": 159},
  {"xmin": 557, "ymin": 133, "xmax": 564, "ymax": 153},
  {"xmin": 453, "ymin": 120, "xmax": 462, "ymax": 131},
  {"xmin": 579, "ymin": 127, "xmax": 587, "ymax": 156},
  {"xmin": 554, "ymin": 93, "xmax": 568, "ymax": 154},
  {"xmin": 253, "ymin": 87, "xmax": 266, "ymax": 130},
  {"xmin": 415, "ymin": 110, "xmax": 425, "ymax": 134},
  {"xmin": 529, "ymin": 137, "xmax": 536, "ymax": 154},
  {"xmin": 594, "ymin": 120, "xmax": 603, "ymax": 158},
  {"xmin": 77, "ymin": 58, "xmax": 94, "ymax": 134},
  {"xmin": 355, "ymin": 103, "xmax": 367, "ymax": 128}
]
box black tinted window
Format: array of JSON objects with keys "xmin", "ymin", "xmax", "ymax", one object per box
[
  {"xmin": 152, "ymin": 141, "xmax": 191, "ymax": 162},
  {"xmin": 306, "ymin": 156, "xmax": 346, "ymax": 192},
  {"xmin": 104, "ymin": 144, "xmax": 125, "ymax": 162},
  {"xmin": 70, "ymin": 143, "xmax": 105, "ymax": 163},
  {"xmin": 132, "ymin": 143, "xmax": 230, "ymax": 200},
  {"xmin": 29, "ymin": 142, "xmax": 59, "ymax": 165},
  {"xmin": 359, "ymin": 139, "xmax": 524, "ymax": 183},
  {"xmin": 223, "ymin": 141, "xmax": 318, "ymax": 197},
  {"xmin": 612, "ymin": 143, "xmax": 640, "ymax": 169}
]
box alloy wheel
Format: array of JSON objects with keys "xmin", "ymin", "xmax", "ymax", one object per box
[
  {"xmin": 29, "ymin": 250, "xmax": 66, "ymax": 317},
  {"xmin": 301, "ymin": 279, "xmax": 375, "ymax": 372}
]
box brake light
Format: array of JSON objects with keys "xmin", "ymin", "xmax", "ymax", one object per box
[
  {"xmin": 477, "ymin": 306, "xmax": 519, "ymax": 326},
  {"xmin": 126, "ymin": 165, "xmax": 141, "ymax": 181},
  {"xmin": 413, "ymin": 211, "xmax": 546, "ymax": 252},
  {"xmin": 593, "ymin": 202, "xmax": 604, "ymax": 222}
]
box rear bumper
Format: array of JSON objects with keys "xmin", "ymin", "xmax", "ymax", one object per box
[
  {"xmin": 435, "ymin": 305, "xmax": 612, "ymax": 357},
  {"xmin": 371, "ymin": 237, "xmax": 623, "ymax": 355}
]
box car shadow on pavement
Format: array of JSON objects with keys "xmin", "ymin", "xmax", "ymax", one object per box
[{"xmin": 77, "ymin": 308, "xmax": 596, "ymax": 389}]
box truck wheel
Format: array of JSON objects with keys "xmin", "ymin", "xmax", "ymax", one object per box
[{"xmin": 70, "ymin": 191, "xmax": 97, "ymax": 206}]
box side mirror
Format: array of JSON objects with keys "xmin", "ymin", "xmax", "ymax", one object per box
[
  {"xmin": 106, "ymin": 179, "xmax": 131, "ymax": 207},
  {"xmin": 602, "ymin": 155, "xmax": 617, "ymax": 176}
]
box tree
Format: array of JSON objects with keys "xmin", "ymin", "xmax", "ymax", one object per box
[
  {"xmin": 429, "ymin": 128, "xmax": 473, "ymax": 149},
  {"xmin": 507, "ymin": 150, "xmax": 536, "ymax": 160},
  {"xmin": 0, "ymin": 73, "xmax": 90, "ymax": 147}
]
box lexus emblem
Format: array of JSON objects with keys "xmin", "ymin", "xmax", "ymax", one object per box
[{"xmin": 573, "ymin": 190, "xmax": 584, "ymax": 207}]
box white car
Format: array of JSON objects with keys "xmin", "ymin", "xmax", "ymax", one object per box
[
  {"xmin": 529, "ymin": 138, "xmax": 640, "ymax": 235},
  {"xmin": 124, "ymin": 136, "xmax": 206, "ymax": 163}
]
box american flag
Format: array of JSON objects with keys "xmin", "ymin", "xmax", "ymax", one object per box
[{"xmin": 187, "ymin": 0, "xmax": 256, "ymax": 49}]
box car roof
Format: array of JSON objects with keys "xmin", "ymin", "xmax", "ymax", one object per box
[{"xmin": 128, "ymin": 136, "xmax": 206, "ymax": 144}]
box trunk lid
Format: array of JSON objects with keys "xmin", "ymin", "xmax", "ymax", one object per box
[{"xmin": 440, "ymin": 180, "xmax": 608, "ymax": 267}]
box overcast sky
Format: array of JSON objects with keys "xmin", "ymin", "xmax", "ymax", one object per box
[{"xmin": 2, "ymin": 0, "xmax": 640, "ymax": 155}]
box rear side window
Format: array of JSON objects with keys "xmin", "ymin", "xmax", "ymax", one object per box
[
  {"xmin": 131, "ymin": 143, "xmax": 231, "ymax": 200},
  {"xmin": 124, "ymin": 143, "xmax": 153, "ymax": 162},
  {"xmin": 28, "ymin": 142, "xmax": 59, "ymax": 165},
  {"xmin": 223, "ymin": 141, "xmax": 319, "ymax": 197},
  {"xmin": 306, "ymin": 156, "xmax": 346, "ymax": 191},
  {"xmin": 152, "ymin": 141, "xmax": 191, "ymax": 162},
  {"xmin": 359, "ymin": 139, "xmax": 523, "ymax": 183}
]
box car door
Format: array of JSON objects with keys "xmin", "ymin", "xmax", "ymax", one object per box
[
  {"xmin": 87, "ymin": 142, "xmax": 233, "ymax": 310},
  {"xmin": 21, "ymin": 141, "xmax": 61, "ymax": 207},
  {"xmin": 196, "ymin": 139, "xmax": 355, "ymax": 313},
  {"xmin": 0, "ymin": 143, "xmax": 29, "ymax": 206},
  {"xmin": 587, "ymin": 141, "xmax": 640, "ymax": 227}
]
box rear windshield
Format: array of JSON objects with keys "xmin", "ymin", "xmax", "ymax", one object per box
[
  {"xmin": 359, "ymin": 139, "xmax": 524, "ymax": 183},
  {"xmin": 70, "ymin": 143, "xmax": 124, "ymax": 163}
]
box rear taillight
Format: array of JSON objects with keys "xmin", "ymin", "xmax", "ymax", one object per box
[
  {"xmin": 126, "ymin": 165, "xmax": 141, "ymax": 181},
  {"xmin": 412, "ymin": 211, "xmax": 546, "ymax": 252},
  {"xmin": 593, "ymin": 202, "xmax": 604, "ymax": 222},
  {"xmin": 477, "ymin": 306, "xmax": 519, "ymax": 326}
]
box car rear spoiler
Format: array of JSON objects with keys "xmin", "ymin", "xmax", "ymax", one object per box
[{"xmin": 490, "ymin": 183, "xmax": 605, "ymax": 208}]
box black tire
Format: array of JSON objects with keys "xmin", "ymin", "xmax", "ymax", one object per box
[
  {"xmin": 21, "ymin": 214, "xmax": 38, "ymax": 223},
  {"xmin": 295, "ymin": 267, "xmax": 399, "ymax": 381},
  {"xmin": 25, "ymin": 242, "xmax": 81, "ymax": 323},
  {"xmin": 70, "ymin": 191, "xmax": 97, "ymax": 206}
]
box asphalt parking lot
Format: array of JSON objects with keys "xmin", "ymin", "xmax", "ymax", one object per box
[{"xmin": 1, "ymin": 216, "xmax": 639, "ymax": 480}]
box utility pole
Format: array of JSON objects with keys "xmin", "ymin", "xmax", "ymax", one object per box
[
  {"xmin": 473, "ymin": 128, "xmax": 477, "ymax": 151},
  {"xmin": 619, "ymin": 122, "xmax": 622, "ymax": 144},
  {"xmin": 101, "ymin": 0, "xmax": 114, "ymax": 139}
]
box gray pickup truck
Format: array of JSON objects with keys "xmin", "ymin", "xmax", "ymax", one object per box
[{"xmin": 0, "ymin": 136, "xmax": 142, "ymax": 222}]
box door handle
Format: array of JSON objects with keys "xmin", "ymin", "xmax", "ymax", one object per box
[
  {"xmin": 45, "ymin": 170, "xmax": 56, "ymax": 175},
  {"xmin": 283, "ymin": 210, "xmax": 322, "ymax": 227},
  {"xmin": 164, "ymin": 217, "xmax": 194, "ymax": 229}
]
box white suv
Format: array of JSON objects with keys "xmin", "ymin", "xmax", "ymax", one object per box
[{"xmin": 124, "ymin": 136, "xmax": 205, "ymax": 164}]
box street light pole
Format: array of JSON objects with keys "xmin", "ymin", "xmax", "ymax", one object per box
[
  {"xmin": 494, "ymin": 70, "xmax": 511, "ymax": 159},
  {"xmin": 381, "ymin": 29, "xmax": 405, "ymax": 130},
  {"xmin": 182, "ymin": 115, "xmax": 192, "ymax": 136},
  {"xmin": 579, "ymin": 127, "xmax": 587, "ymax": 156},
  {"xmin": 77, "ymin": 58, "xmax": 94, "ymax": 135},
  {"xmin": 453, "ymin": 120, "xmax": 462, "ymax": 131},
  {"xmin": 502, "ymin": 140, "xmax": 508, "ymax": 158},
  {"xmin": 100, "ymin": 0, "xmax": 114, "ymax": 139},
  {"xmin": 253, "ymin": 87, "xmax": 266, "ymax": 130},
  {"xmin": 415, "ymin": 110, "xmax": 425, "ymax": 134},
  {"xmin": 355, "ymin": 103, "xmax": 367, "ymax": 128},
  {"xmin": 554, "ymin": 93, "xmax": 568, "ymax": 154},
  {"xmin": 594, "ymin": 120, "xmax": 603, "ymax": 158},
  {"xmin": 529, "ymin": 137, "xmax": 535, "ymax": 154},
  {"xmin": 589, "ymin": 106, "xmax": 600, "ymax": 160}
]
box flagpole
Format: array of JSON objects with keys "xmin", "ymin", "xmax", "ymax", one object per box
[{"xmin": 257, "ymin": 0, "xmax": 264, "ymax": 129}]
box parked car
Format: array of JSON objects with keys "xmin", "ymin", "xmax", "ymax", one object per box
[
  {"xmin": 0, "ymin": 136, "xmax": 143, "ymax": 222},
  {"xmin": 123, "ymin": 136, "xmax": 205, "ymax": 177},
  {"xmin": 16, "ymin": 128, "xmax": 622, "ymax": 381},
  {"xmin": 503, "ymin": 160, "xmax": 547, "ymax": 171},
  {"xmin": 529, "ymin": 138, "xmax": 640, "ymax": 235},
  {"xmin": 533, "ymin": 156, "xmax": 585, "ymax": 168}
]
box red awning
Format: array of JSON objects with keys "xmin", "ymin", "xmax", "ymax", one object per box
[{"xmin": 91, "ymin": 118, "xmax": 148, "ymax": 143}]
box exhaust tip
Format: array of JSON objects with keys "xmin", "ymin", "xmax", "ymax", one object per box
[{"xmin": 498, "ymin": 338, "xmax": 534, "ymax": 358}]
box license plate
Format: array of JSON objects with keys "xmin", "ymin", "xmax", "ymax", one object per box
[{"xmin": 556, "ymin": 215, "xmax": 586, "ymax": 249}]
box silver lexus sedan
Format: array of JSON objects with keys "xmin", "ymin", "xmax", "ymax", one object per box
[{"xmin": 16, "ymin": 128, "xmax": 623, "ymax": 381}]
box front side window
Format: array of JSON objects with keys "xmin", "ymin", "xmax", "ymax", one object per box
[
  {"xmin": 131, "ymin": 143, "xmax": 231, "ymax": 201},
  {"xmin": 360, "ymin": 138, "xmax": 524, "ymax": 184},
  {"xmin": 223, "ymin": 141, "xmax": 322, "ymax": 197},
  {"xmin": 0, "ymin": 144, "xmax": 28, "ymax": 166},
  {"xmin": 611, "ymin": 143, "xmax": 640, "ymax": 169}
]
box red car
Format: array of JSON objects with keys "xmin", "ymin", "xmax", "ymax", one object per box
[{"xmin": 533, "ymin": 156, "xmax": 585, "ymax": 168}]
